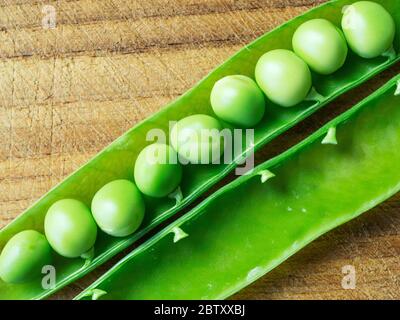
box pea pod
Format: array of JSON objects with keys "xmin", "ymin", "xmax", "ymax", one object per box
[
  {"xmin": 1, "ymin": 0, "xmax": 399, "ymax": 299},
  {"xmin": 76, "ymin": 74, "xmax": 400, "ymax": 300}
]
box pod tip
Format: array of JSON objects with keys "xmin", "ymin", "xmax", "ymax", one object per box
[{"xmin": 322, "ymin": 127, "xmax": 338, "ymax": 145}]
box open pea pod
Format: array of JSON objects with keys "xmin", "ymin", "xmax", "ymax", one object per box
[
  {"xmin": 1, "ymin": 0, "xmax": 399, "ymax": 299},
  {"xmin": 76, "ymin": 74, "xmax": 400, "ymax": 300}
]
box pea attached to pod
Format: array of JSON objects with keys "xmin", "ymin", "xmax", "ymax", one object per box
[
  {"xmin": 170, "ymin": 114, "xmax": 225, "ymax": 164},
  {"xmin": 134, "ymin": 143, "xmax": 182, "ymax": 198},
  {"xmin": 341, "ymin": 1, "xmax": 395, "ymax": 59},
  {"xmin": 292, "ymin": 19, "xmax": 348, "ymax": 75},
  {"xmin": 255, "ymin": 49, "xmax": 312, "ymax": 107},
  {"xmin": 91, "ymin": 179, "xmax": 145, "ymax": 237},
  {"xmin": 210, "ymin": 75, "xmax": 266, "ymax": 127},
  {"xmin": 45, "ymin": 199, "xmax": 97, "ymax": 259},
  {"xmin": 0, "ymin": 230, "xmax": 52, "ymax": 284}
]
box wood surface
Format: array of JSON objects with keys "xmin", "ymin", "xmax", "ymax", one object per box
[{"xmin": 0, "ymin": 0, "xmax": 399, "ymax": 300}]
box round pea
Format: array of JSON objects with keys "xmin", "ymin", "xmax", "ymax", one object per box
[
  {"xmin": 0, "ymin": 230, "xmax": 52, "ymax": 284},
  {"xmin": 170, "ymin": 114, "xmax": 224, "ymax": 164},
  {"xmin": 134, "ymin": 144, "xmax": 182, "ymax": 198},
  {"xmin": 292, "ymin": 19, "xmax": 348, "ymax": 75},
  {"xmin": 341, "ymin": 1, "xmax": 395, "ymax": 59},
  {"xmin": 44, "ymin": 199, "xmax": 97, "ymax": 258},
  {"xmin": 91, "ymin": 179, "xmax": 145, "ymax": 237},
  {"xmin": 255, "ymin": 49, "xmax": 312, "ymax": 107},
  {"xmin": 210, "ymin": 75, "xmax": 266, "ymax": 127}
]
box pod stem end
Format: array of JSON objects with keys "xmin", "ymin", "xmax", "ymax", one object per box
[
  {"xmin": 259, "ymin": 169, "xmax": 275, "ymax": 183},
  {"xmin": 322, "ymin": 127, "xmax": 338, "ymax": 145},
  {"xmin": 172, "ymin": 226, "xmax": 189, "ymax": 243}
]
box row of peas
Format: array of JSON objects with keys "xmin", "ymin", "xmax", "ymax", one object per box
[{"xmin": 0, "ymin": 1, "xmax": 395, "ymax": 284}]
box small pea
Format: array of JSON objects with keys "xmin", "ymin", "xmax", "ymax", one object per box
[
  {"xmin": 255, "ymin": 49, "xmax": 312, "ymax": 107},
  {"xmin": 0, "ymin": 230, "xmax": 52, "ymax": 284},
  {"xmin": 210, "ymin": 75, "xmax": 266, "ymax": 127},
  {"xmin": 292, "ymin": 19, "xmax": 348, "ymax": 75},
  {"xmin": 44, "ymin": 199, "xmax": 97, "ymax": 258},
  {"xmin": 341, "ymin": 1, "xmax": 395, "ymax": 59},
  {"xmin": 134, "ymin": 144, "xmax": 182, "ymax": 198},
  {"xmin": 170, "ymin": 114, "xmax": 224, "ymax": 164},
  {"xmin": 91, "ymin": 179, "xmax": 145, "ymax": 237}
]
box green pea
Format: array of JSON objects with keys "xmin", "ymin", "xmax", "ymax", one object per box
[
  {"xmin": 255, "ymin": 49, "xmax": 312, "ymax": 107},
  {"xmin": 44, "ymin": 199, "xmax": 97, "ymax": 258},
  {"xmin": 341, "ymin": 1, "xmax": 395, "ymax": 59},
  {"xmin": 91, "ymin": 179, "xmax": 145, "ymax": 237},
  {"xmin": 134, "ymin": 144, "xmax": 182, "ymax": 198},
  {"xmin": 210, "ymin": 75, "xmax": 266, "ymax": 127},
  {"xmin": 292, "ymin": 19, "xmax": 348, "ymax": 75},
  {"xmin": 0, "ymin": 230, "xmax": 52, "ymax": 284},
  {"xmin": 170, "ymin": 114, "xmax": 224, "ymax": 164}
]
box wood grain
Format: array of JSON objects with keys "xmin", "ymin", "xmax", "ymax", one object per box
[{"xmin": 0, "ymin": 0, "xmax": 399, "ymax": 300}]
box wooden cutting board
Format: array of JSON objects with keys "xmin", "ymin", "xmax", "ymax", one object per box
[{"xmin": 0, "ymin": 0, "xmax": 399, "ymax": 300}]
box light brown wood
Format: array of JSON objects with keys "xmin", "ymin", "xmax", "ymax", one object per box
[{"xmin": 0, "ymin": 0, "xmax": 399, "ymax": 300}]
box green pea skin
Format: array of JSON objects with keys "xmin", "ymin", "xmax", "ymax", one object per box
[
  {"xmin": 210, "ymin": 75, "xmax": 266, "ymax": 127},
  {"xmin": 44, "ymin": 199, "xmax": 97, "ymax": 258},
  {"xmin": 292, "ymin": 19, "xmax": 348, "ymax": 75},
  {"xmin": 91, "ymin": 179, "xmax": 145, "ymax": 237},
  {"xmin": 341, "ymin": 1, "xmax": 395, "ymax": 59},
  {"xmin": 134, "ymin": 144, "xmax": 182, "ymax": 198},
  {"xmin": 255, "ymin": 49, "xmax": 312, "ymax": 107},
  {"xmin": 170, "ymin": 114, "xmax": 224, "ymax": 164},
  {"xmin": 0, "ymin": 230, "xmax": 52, "ymax": 284}
]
